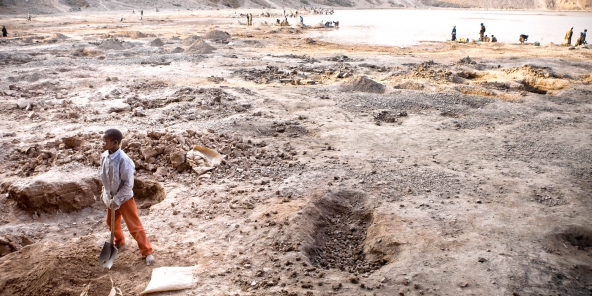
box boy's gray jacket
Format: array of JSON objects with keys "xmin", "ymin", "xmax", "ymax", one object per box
[{"xmin": 100, "ymin": 149, "xmax": 135, "ymax": 208}]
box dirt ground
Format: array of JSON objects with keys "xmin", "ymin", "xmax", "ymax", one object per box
[{"xmin": 1, "ymin": 9, "xmax": 592, "ymax": 296}]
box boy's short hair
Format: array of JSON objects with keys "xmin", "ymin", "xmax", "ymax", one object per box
[{"xmin": 104, "ymin": 129, "xmax": 123, "ymax": 143}]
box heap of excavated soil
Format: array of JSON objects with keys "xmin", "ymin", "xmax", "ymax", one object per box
[
  {"xmin": 148, "ymin": 38, "xmax": 164, "ymax": 47},
  {"xmin": 127, "ymin": 31, "xmax": 146, "ymax": 38},
  {"xmin": 51, "ymin": 33, "xmax": 68, "ymax": 40},
  {"xmin": 186, "ymin": 40, "xmax": 215, "ymax": 54},
  {"xmin": 0, "ymin": 237, "xmax": 158, "ymax": 295},
  {"xmin": 182, "ymin": 35, "xmax": 201, "ymax": 46},
  {"xmin": 70, "ymin": 47, "xmax": 103, "ymax": 57},
  {"xmin": 98, "ymin": 39, "xmax": 125, "ymax": 50},
  {"xmin": 341, "ymin": 76, "xmax": 386, "ymax": 93},
  {"xmin": 170, "ymin": 47, "xmax": 184, "ymax": 53},
  {"xmin": 203, "ymin": 30, "xmax": 230, "ymax": 40}
]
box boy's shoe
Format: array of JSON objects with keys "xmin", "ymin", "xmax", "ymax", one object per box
[
  {"xmin": 115, "ymin": 243, "xmax": 125, "ymax": 250},
  {"xmin": 146, "ymin": 254, "xmax": 155, "ymax": 266}
]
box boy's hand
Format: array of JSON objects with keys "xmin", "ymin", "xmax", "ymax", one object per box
[{"xmin": 109, "ymin": 199, "xmax": 119, "ymax": 210}]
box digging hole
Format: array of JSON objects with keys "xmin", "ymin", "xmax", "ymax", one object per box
[
  {"xmin": 302, "ymin": 191, "xmax": 386, "ymax": 274},
  {"xmin": 133, "ymin": 178, "xmax": 166, "ymax": 211},
  {"xmin": 520, "ymin": 80, "xmax": 547, "ymax": 94},
  {"xmin": 558, "ymin": 226, "xmax": 592, "ymax": 249}
]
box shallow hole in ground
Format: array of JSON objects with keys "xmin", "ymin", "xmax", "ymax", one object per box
[
  {"xmin": 557, "ymin": 226, "xmax": 592, "ymax": 249},
  {"xmin": 521, "ymin": 80, "xmax": 548, "ymax": 94},
  {"xmin": 301, "ymin": 190, "xmax": 387, "ymax": 274}
]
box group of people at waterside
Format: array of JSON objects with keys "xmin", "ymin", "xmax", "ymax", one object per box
[
  {"xmin": 451, "ymin": 23, "xmax": 587, "ymax": 46},
  {"xmin": 240, "ymin": 8, "xmax": 338, "ymax": 28},
  {"xmin": 451, "ymin": 23, "xmax": 497, "ymax": 43}
]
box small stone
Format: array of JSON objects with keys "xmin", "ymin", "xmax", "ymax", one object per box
[
  {"xmin": 478, "ymin": 257, "xmax": 487, "ymax": 263},
  {"xmin": 17, "ymin": 99, "xmax": 31, "ymax": 109},
  {"xmin": 459, "ymin": 281, "xmax": 469, "ymax": 288},
  {"xmin": 331, "ymin": 283, "xmax": 342, "ymax": 290}
]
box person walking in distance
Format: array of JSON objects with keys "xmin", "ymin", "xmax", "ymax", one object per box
[
  {"xmin": 451, "ymin": 26, "xmax": 456, "ymax": 41},
  {"xmin": 479, "ymin": 23, "xmax": 486, "ymax": 42},
  {"xmin": 2, "ymin": 26, "xmax": 7, "ymax": 37},
  {"xmin": 565, "ymin": 26, "xmax": 573, "ymax": 46}
]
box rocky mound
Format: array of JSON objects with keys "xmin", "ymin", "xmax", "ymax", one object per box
[
  {"xmin": 393, "ymin": 81, "xmax": 425, "ymax": 90},
  {"xmin": 51, "ymin": 33, "xmax": 68, "ymax": 40},
  {"xmin": 182, "ymin": 35, "xmax": 201, "ymax": 46},
  {"xmin": 3, "ymin": 169, "xmax": 101, "ymax": 213},
  {"xmin": 170, "ymin": 47, "xmax": 184, "ymax": 53},
  {"xmin": 127, "ymin": 31, "xmax": 147, "ymax": 38},
  {"xmin": 203, "ymin": 30, "xmax": 230, "ymax": 40},
  {"xmin": 98, "ymin": 39, "xmax": 125, "ymax": 50},
  {"xmin": 341, "ymin": 76, "xmax": 386, "ymax": 93},
  {"xmin": 149, "ymin": 38, "xmax": 164, "ymax": 47},
  {"xmin": 70, "ymin": 47, "xmax": 103, "ymax": 57},
  {"xmin": 187, "ymin": 40, "xmax": 215, "ymax": 54}
]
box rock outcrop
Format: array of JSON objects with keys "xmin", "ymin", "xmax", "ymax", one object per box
[{"xmin": 4, "ymin": 169, "xmax": 102, "ymax": 213}]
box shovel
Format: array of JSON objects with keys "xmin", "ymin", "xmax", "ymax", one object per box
[{"xmin": 99, "ymin": 204, "xmax": 118, "ymax": 269}]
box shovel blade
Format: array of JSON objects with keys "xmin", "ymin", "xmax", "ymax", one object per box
[{"xmin": 98, "ymin": 241, "xmax": 118, "ymax": 269}]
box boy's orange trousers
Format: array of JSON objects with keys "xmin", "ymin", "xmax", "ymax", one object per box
[{"xmin": 106, "ymin": 197, "xmax": 153, "ymax": 256}]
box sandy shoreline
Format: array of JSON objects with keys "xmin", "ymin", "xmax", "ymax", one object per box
[{"xmin": 0, "ymin": 9, "xmax": 591, "ymax": 296}]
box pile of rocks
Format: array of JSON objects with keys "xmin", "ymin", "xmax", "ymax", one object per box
[
  {"xmin": 502, "ymin": 64, "xmax": 557, "ymax": 79},
  {"xmin": 2, "ymin": 124, "xmax": 306, "ymax": 192}
]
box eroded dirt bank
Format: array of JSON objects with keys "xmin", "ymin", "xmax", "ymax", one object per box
[{"xmin": 1, "ymin": 10, "xmax": 592, "ymax": 296}]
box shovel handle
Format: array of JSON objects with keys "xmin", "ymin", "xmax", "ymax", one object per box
[{"xmin": 109, "ymin": 198, "xmax": 116, "ymax": 245}]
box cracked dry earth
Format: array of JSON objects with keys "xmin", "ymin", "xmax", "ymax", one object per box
[{"xmin": 1, "ymin": 9, "xmax": 592, "ymax": 296}]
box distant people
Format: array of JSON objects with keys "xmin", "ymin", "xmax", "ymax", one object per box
[
  {"xmin": 583, "ymin": 29, "xmax": 587, "ymax": 43},
  {"xmin": 451, "ymin": 26, "xmax": 456, "ymax": 41},
  {"xmin": 479, "ymin": 23, "xmax": 486, "ymax": 42},
  {"xmin": 333, "ymin": 21, "xmax": 339, "ymax": 27},
  {"xmin": 484, "ymin": 35, "xmax": 490, "ymax": 42},
  {"xmin": 27, "ymin": 13, "xmax": 32, "ymax": 21},
  {"xmin": 2, "ymin": 26, "xmax": 7, "ymax": 37},
  {"xmin": 141, "ymin": 10, "xmax": 144, "ymax": 16},
  {"xmin": 300, "ymin": 15, "xmax": 304, "ymax": 25},
  {"xmin": 564, "ymin": 26, "xmax": 573, "ymax": 46},
  {"xmin": 133, "ymin": 10, "xmax": 135, "ymax": 14},
  {"xmin": 276, "ymin": 19, "xmax": 280, "ymax": 24},
  {"xmin": 491, "ymin": 35, "xmax": 497, "ymax": 42},
  {"xmin": 519, "ymin": 34, "xmax": 528, "ymax": 44}
]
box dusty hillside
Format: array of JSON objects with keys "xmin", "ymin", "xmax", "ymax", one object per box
[{"xmin": 0, "ymin": 0, "xmax": 590, "ymax": 14}]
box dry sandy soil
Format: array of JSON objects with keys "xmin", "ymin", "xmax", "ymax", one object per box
[{"xmin": 1, "ymin": 9, "xmax": 592, "ymax": 296}]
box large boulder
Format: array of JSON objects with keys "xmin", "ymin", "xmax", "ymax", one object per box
[{"xmin": 4, "ymin": 169, "xmax": 102, "ymax": 213}]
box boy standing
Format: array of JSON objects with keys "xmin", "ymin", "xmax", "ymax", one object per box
[{"xmin": 100, "ymin": 129, "xmax": 155, "ymax": 265}]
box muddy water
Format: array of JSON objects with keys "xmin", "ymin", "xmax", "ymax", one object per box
[{"xmin": 304, "ymin": 9, "xmax": 592, "ymax": 46}]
